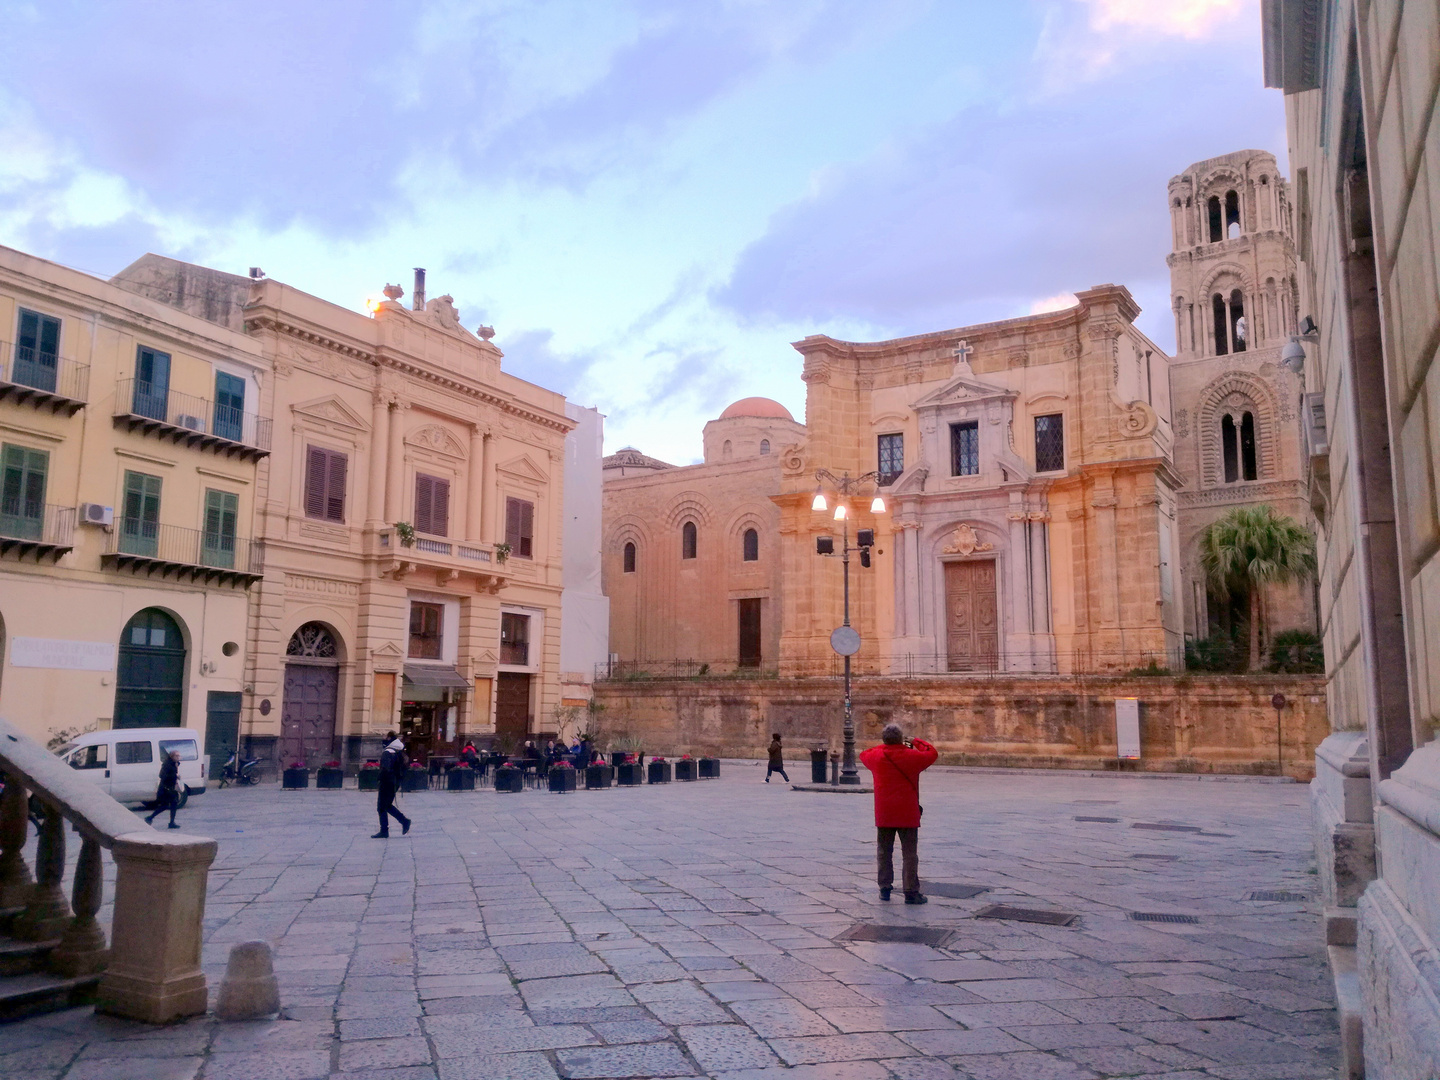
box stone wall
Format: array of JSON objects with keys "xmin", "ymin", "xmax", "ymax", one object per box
[{"xmin": 593, "ymin": 672, "xmax": 1328, "ymax": 779}]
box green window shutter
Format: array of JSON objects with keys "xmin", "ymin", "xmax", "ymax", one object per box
[
  {"xmin": 122, "ymin": 471, "xmax": 161, "ymax": 556},
  {"xmin": 203, "ymin": 489, "xmax": 238, "ymax": 568},
  {"xmin": 1, "ymin": 444, "xmax": 47, "ymax": 539}
]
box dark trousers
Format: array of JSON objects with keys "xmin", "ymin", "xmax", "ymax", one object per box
[
  {"xmin": 877, "ymin": 827, "xmax": 920, "ymax": 894},
  {"xmin": 146, "ymin": 787, "xmax": 178, "ymax": 825},
  {"xmin": 376, "ymin": 782, "xmax": 409, "ymax": 835},
  {"xmin": 765, "ymin": 764, "xmax": 789, "ymax": 782}
]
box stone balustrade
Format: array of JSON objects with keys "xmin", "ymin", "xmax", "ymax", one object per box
[{"xmin": 0, "ymin": 718, "xmax": 216, "ymax": 1022}]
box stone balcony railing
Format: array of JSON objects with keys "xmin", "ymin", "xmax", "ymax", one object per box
[
  {"xmin": 375, "ymin": 527, "xmax": 510, "ymax": 592},
  {"xmin": 0, "ymin": 717, "xmax": 216, "ymax": 1022}
]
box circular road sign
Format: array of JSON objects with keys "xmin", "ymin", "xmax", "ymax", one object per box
[
  {"xmin": 1271, "ymin": 693, "xmax": 1287, "ymax": 710},
  {"xmin": 830, "ymin": 626, "xmax": 861, "ymax": 656}
]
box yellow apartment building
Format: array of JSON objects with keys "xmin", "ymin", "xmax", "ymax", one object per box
[{"xmin": 0, "ymin": 244, "xmax": 266, "ymax": 755}]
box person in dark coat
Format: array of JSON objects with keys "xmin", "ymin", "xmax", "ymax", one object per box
[
  {"xmin": 145, "ymin": 750, "xmax": 183, "ymax": 828},
  {"xmin": 373, "ymin": 733, "xmax": 412, "ymax": 839},
  {"xmin": 860, "ymin": 723, "xmax": 938, "ymax": 904},
  {"xmin": 765, "ymin": 733, "xmax": 789, "ymax": 783}
]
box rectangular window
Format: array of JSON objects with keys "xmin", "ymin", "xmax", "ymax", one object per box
[
  {"xmin": 950, "ymin": 421, "xmax": 979, "ymax": 476},
  {"xmin": 15, "ymin": 309, "xmax": 60, "ymax": 393},
  {"xmin": 505, "ymin": 497, "xmax": 534, "ymax": 558},
  {"xmin": 133, "ymin": 346, "xmax": 170, "ymax": 421},
  {"xmin": 120, "ymin": 471, "xmax": 161, "ymax": 557},
  {"xmin": 159, "ymin": 739, "xmax": 199, "ymax": 761},
  {"xmin": 202, "ymin": 489, "xmax": 239, "ymax": 568},
  {"xmin": 500, "ymin": 612, "xmax": 530, "ymax": 665},
  {"xmin": 213, "ymin": 371, "xmax": 245, "ymax": 442},
  {"xmin": 1, "ymin": 444, "xmax": 48, "ymax": 541},
  {"xmin": 1034, "ymin": 414, "xmax": 1065, "ymax": 472},
  {"xmin": 69, "ymin": 744, "xmax": 107, "ymax": 770},
  {"xmin": 414, "ymin": 473, "xmax": 450, "ymax": 536},
  {"xmin": 408, "ymin": 602, "xmax": 444, "ymax": 660},
  {"xmin": 115, "ymin": 740, "xmax": 153, "ymax": 765},
  {"xmin": 304, "ymin": 446, "xmax": 348, "ymax": 523},
  {"xmin": 877, "ymin": 433, "xmax": 904, "ymax": 485}
]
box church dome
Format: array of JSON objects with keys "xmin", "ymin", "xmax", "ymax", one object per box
[{"xmin": 718, "ymin": 397, "xmax": 794, "ymax": 421}]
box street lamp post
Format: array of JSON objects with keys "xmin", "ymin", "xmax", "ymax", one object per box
[{"xmin": 811, "ymin": 469, "xmax": 886, "ymax": 786}]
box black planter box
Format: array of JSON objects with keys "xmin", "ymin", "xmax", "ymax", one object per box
[
  {"xmin": 495, "ymin": 766, "xmax": 522, "ymax": 793},
  {"xmin": 647, "ymin": 761, "xmax": 672, "ymax": 784},
  {"xmin": 674, "ymin": 760, "xmax": 697, "ymax": 782},
  {"xmin": 811, "ymin": 749, "xmax": 828, "ymax": 784},
  {"xmin": 617, "ymin": 762, "xmax": 643, "ymax": 786},
  {"xmin": 611, "ymin": 751, "xmax": 628, "ymax": 768},
  {"xmin": 403, "ymin": 768, "xmax": 429, "ymax": 792},
  {"xmin": 585, "ymin": 764, "xmax": 614, "ymax": 789},
  {"xmin": 699, "ymin": 758, "xmax": 720, "ymax": 779},
  {"xmin": 447, "ymin": 766, "xmax": 476, "ymax": 791},
  {"xmin": 282, "ymin": 768, "xmax": 309, "ymax": 789},
  {"xmin": 358, "ymin": 767, "xmax": 381, "ymax": 791},
  {"xmin": 316, "ymin": 767, "xmax": 344, "ymax": 790},
  {"xmin": 548, "ymin": 767, "xmax": 577, "ymax": 793}
]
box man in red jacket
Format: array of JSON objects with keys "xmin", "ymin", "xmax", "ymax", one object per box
[{"xmin": 859, "ymin": 724, "xmax": 938, "ymax": 904}]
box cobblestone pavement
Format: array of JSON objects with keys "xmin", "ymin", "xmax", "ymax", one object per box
[{"xmin": 0, "ymin": 763, "xmax": 1338, "ymax": 1079}]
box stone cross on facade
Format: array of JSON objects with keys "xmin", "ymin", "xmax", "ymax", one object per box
[{"xmin": 953, "ymin": 339, "xmax": 975, "ymax": 377}]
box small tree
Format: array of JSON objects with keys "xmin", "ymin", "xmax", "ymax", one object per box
[{"xmin": 1198, "ymin": 505, "xmax": 1317, "ymax": 671}]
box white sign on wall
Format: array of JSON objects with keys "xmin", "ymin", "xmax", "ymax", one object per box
[
  {"xmin": 1115, "ymin": 698, "xmax": 1141, "ymax": 760},
  {"xmin": 11, "ymin": 637, "xmax": 117, "ymax": 672}
]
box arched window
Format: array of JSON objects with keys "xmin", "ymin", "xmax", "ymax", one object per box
[
  {"xmin": 287, "ymin": 622, "xmax": 337, "ymax": 658},
  {"xmin": 1229, "ymin": 288, "xmax": 1246, "ymax": 352},
  {"xmin": 1212, "ymin": 294, "xmax": 1229, "ymax": 355},
  {"xmin": 1208, "ymin": 195, "xmax": 1223, "ymax": 242},
  {"xmin": 1240, "ymin": 412, "xmax": 1258, "ymax": 480},
  {"xmin": 742, "ymin": 528, "xmax": 759, "ymax": 562},
  {"xmin": 623, "ymin": 541, "xmax": 636, "ymax": 573},
  {"xmin": 1222, "ymin": 414, "xmax": 1238, "ymax": 482},
  {"xmin": 681, "ymin": 521, "xmax": 697, "ymax": 560},
  {"xmin": 1221, "ymin": 411, "xmax": 1259, "ymax": 483},
  {"xmin": 722, "ymin": 440, "xmax": 732, "ymax": 460},
  {"xmin": 1225, "ymin": 189, "xmax": 1241, "ymax": 238},
  {"xmin": 115, "ymin": 608, "xmax": 186, "ymax": 728},
  {"xmin": 759, "ymin": 439, "xmax": 770, "ymax": 455}
]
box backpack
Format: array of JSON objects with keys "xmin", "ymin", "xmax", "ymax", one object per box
[{"xmin": 381, "ymin": 746, "xmax": 407, "ymax": 783}]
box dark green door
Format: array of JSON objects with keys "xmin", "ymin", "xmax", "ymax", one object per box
[
  {"xmin": 16, "ymin": 309, "xmax": 60, "ymax": 392},
  {"xmin": 0, "ymin": 444, "xmax": 47, "ymax": 540},
  {"xmin": 204, "ymin": 691, "xmax": 242, "ymax": 770},
  {"xmin": 202, "ymin": 489, "xmax": 238, "ymax": 568},
  {"xmin": 121, "ymin": 471, "xmax": 161, "ymax": 557},
  {"xmin": 133, "ymin": 346, "xmax": 170, "ymax": 421},
  {"xmin": 213, "ymin": 372, "xmax": 245, "ymax": 442},
  {"xmin": 114, "ymin": 608, "xmax": 186, "ymax": 728}
]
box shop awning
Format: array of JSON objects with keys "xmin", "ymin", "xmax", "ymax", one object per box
[{"xmin": 402, "ymin": 665, "xmax": 471, "ymax": 691}]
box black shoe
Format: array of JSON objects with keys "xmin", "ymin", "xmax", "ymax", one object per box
[
  {"xmin": 879, "ymin": 887, "xmax": 892, "ymax": 901},
  {"xmin": 167, "ymin": 823, "xmax": 180, "ymax": 829},
  {"xmin": 372, "ymin": 831, "xmax": 389, "ymax": 839},
  {"xmin": 905, "ymin": 893, "xmax": 928, "ymax": 905},
  {"xmin": 401, "ymin": 818, "xmax": 411, "ymax": 835}
]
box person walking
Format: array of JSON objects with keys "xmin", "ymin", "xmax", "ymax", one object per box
[
  {"xmin": 860, "ymin": 724, "xmax": 937, "ymax": 904},
  {"xmin": 145, "ymin": 749, "xmax": 183, "ymax": 829},
  {"xmin": 765, "ymin": 733, "xmax": 789, "ymax": 783},
  {"xmin": 373, "ymin": 732, "xmax": 412, "ymax": 839}
]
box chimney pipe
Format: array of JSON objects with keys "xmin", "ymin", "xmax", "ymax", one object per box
[{"xmin": 412, "ymin": 268, "xmax": 426, "ymax": 311}]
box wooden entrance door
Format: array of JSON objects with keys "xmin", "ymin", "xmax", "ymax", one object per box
[
  {"xmin": 280, "ymin": 663, "xmax": 338, "ymax": 766},
  {"xmin": 945, "ymin": 559, "xmax": 998, "ymax": 671},
  {"xmin": 495, "ymin": 673, "xmax": 532, "ymax": 748},
  {"xmin": 737, "ymin": 598, "xmax": 762, "ymax": 668}
]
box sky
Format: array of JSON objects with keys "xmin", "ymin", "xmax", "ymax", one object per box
[{"xmin": 0, "ymin": 0, "xmax": 1286, "ymax": 465}]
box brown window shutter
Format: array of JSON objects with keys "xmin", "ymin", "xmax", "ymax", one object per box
[
  {"xmin": 305, "ymin": 447, "xmax": 327, "ymax": 519},
  {"xmin": 432, "ymin": 478, "xmax": 449, "ymax": 537},
  {"xmin": 519, "ymin": 499, "xmax": 534, "ymax": 558},
  {"xmin": 325, "ymin": 451, "xmax": 347, "ymax": 522},
  {"xmin": 414, "ymin": 474, "xmax": 433, "ymax": 534},
  {"xmin": 505, "ymin": 497, "xmax": 521, "ymax": 549}
]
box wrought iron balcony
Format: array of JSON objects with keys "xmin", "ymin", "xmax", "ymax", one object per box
[
  {"xmin": 113, "ymin": 379, "xmax": 271, "ymax": 460},
  {"xmin": 0, "ymin": 502, "xmax": 75, "ymax": 562},
  {"xmin": 0, "ymin": 342, "xmax": 89, "ymax": 415},
  {"xmin": 102, "ymin": 519, "xmax": 262, "ymax": 587}
]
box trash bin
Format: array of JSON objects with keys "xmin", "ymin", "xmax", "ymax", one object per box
[{"xmin": 810, "ymin": 748, "xmax": 827, "ymax": 784}]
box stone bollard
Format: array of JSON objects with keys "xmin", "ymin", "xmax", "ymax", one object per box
[{"xmin": 215, "ymin": 941, "xmax": 279, "ymax": 1020}]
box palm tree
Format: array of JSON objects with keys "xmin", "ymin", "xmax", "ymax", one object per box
[{"xmin": 1198, "ymin": 505, "xmax": 1317, "ymax": 671}]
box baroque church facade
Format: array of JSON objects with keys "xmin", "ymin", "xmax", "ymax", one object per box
[{"xmin": 602, "ymin": 149, "xmax": 1315, "ymax": 676}]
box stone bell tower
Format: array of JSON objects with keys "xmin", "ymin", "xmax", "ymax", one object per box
[{"xmin": 1165, "ymin": 150, "xmax": 1315, "ymax": 641}]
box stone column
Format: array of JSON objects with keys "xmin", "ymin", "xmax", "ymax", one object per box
[
  {"xmin": 900, "ymin": 519, "xmax": 922, "ymax": 641},
  {"xmin": 0, "ymin": 774, "xmax": 32, "ymax": 907},
  {"xmin": 368, "ymin": 393, "xmax": 389, "ymax": 525},
  {"xmin": 1006, "ymin": 509, "xmax": 1029, "ymax": 671},
  {"xmin": 1092, "ymin": 488, "xmax": 1121, "ymax": 666},
  {"xmin": 51, "ymin": 833, "xmax": 108, "ymax": 975},
  {"xmin": 1029, "ymin": 513, "xmax": 1051, "ymax": 633},
  {"xmin": 98, "ymin": 832, "xmax": 217, "ymax": 1024},
  {"xmin": 481, "ymin": 433, "xmax": 496, "ymax": 543},
  {"xmin": 14, "ymin": 806, "xmax": 69, "ymax": 940},
  {"xmin": 467, "ymin": 425, "xmax": 485, "ymax": 541},
  {"xmin": 384, "ymin": 401, "xmax": 407, "ymax": 524}
]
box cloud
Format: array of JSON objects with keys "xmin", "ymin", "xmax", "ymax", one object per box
[
  {"xmin": 1078, "ymin": 0, "xmax": 1248, "ymax": 38},
  {"xmin": 1030, "ymin": 292, "xmax": 1077, "ymax": 315}
]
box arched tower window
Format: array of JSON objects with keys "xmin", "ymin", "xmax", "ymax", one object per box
[
  {"xmin": 1212, "ymin": 294, "xmax": 1229, "ymax": 355},
  {"xmin": 1240, "ymin": 412, "xmax": 1257, "ymax": 480},
  {"xmin": 1225, "ymin": 189, "xmax": 1241, "ymax": 238},
  {"xmin": 722, "ymin": 440, "xmax": 732, "ymax": 460},
  {"xmin": 1221, "ymin": 411, "xmax": 1259, "ymax": 483},
  {"xmin": 1208, "ymin": 196, "xmax": 1223, "ymax": 242},
  {"xmin": 681, "ymin": 521, "xmax": 697, "ymax": 560},
  {"xmin": 742, "ymin": 528, "xmax": 759, "ymax": 562},
  {"xmin": 623, "ymin": 541, "xmax": 636, "ymax": 573},
  {"xmin": 759, "ymin": 439, "xmax": 770, "ymax": 455},
  {"xmin": 1229, "ymin": 288, "xmax": 1246, "ymax": 352}
]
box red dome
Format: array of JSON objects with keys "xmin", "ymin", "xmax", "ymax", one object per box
[{"xmin": 718, "ymin": 397, "xmax": 794, "ymax": 421}]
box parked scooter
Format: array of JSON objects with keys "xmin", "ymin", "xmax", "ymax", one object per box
[{"xmin": 220, "ymin": 752, "xmax": 261, "ymax": 787}]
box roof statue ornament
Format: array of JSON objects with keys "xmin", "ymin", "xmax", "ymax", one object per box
[
  {"xmin": 425, "ymin": 295, "xmax": 461, "ymax": 332},
  {"xmin": 952, "ymin": 339, "xmax": 975, "ymax": 377},
  {"xmin": 477, "ymin": 325, "xmax": 496, "ymax": 340},
  {"xmin": 382, "ymin": 284, "xmax": 404, "ymax": 301}
]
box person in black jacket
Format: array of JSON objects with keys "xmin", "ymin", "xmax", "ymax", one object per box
[
  {"xmin": 145, "ymin": 750, "xmax": 183, "ymax": 828},
  {"xmin": 373, "ymin": 733, "xmax": 412, "ymax": 839}
]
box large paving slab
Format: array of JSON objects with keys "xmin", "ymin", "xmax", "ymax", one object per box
[{"xmin": 0, "ymin": 765, "xmax": 1338, "ymax": 1078}]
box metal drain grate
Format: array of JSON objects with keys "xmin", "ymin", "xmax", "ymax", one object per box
[
  {"xmin": 1130, "ymin": 912, "xmax": 1200, "ymax": 924},
  {"xmin": 1249, "ymin": 890, "xmax": 1309, "ymax": 902},
  {"xmin": 1132, "ymin": 823, "xmax": 1204, "ymax": 833},
  {"xmin": 1075, "ymin": 816, "xmax": 1120, "ymax": 823},
  {"xmin": 838, "ymin": 923, "xmax": 956, "ymax": 946},
  {"xmin": 974, "ymin": 905, "xmax": 1078, "ymax": 927},
  {"xmin": 1131, "ymin": 854, "xmax": 1179, "ymax": 861},
  {"xmin": 920, "ymin": 882, "xmax": 988, "ymax": 899}
]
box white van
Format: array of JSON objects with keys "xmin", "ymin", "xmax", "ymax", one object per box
[{"xmin": 56, "ymin": 728, "xmax": 207, "ymax": 808}]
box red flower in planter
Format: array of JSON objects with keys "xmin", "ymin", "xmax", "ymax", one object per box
[
  {"xmin": 680, "ymin": 754, "xmax": 693, "ymax": 760},
  {"xmin": 362, "ymin": 760, "xmax": 380, "ymax": 767},
  {"xmin": 289, "ymin": 761, "xmax": 307, "ymax": 770},
  {"xmin": 408, "ymin": 762, "xmax": 426, "ymax": 770},
  {"xmin": 650, "ymin": 756, "xmax": 665, "ymax": 762},
  {"xmin": 553, "ymin": 761, "xmax": 574, "ymax": 769},
  {"xmin": 322, "ymin": 760, "xmax": 341, "ymax": 768}
]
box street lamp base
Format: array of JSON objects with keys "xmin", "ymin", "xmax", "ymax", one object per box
[{"xmin": 838, "ymin": 772, "xmax": 862, "ymax": 786}]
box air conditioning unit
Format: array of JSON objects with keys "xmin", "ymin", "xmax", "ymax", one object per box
[
  {"xmin": 80, "ymin": 503, "xmax": 114, "ymax": 527},
  {"xmin": 177, "ymin": 413, "xmax": 206, "ymax": 432},
  {"xmin": 1303, "ymin": 392, "xmax": 1328, "ymax": 457}
]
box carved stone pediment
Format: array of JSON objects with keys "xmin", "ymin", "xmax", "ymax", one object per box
[
  {"xmin": 292, "ymin": 395, "xmax": 370, "ymax": 431},
  {"xmin": 405, "ymin": 424, "xmax": 468, "ymax": 458},
  {"xmin": 496, "ymin": 453, "xmax": 548, "ymax": 483},
  {"xmin": 910, "ymin": 373, "xmax": 1016, "ymax": 412},
  {"xmin": 941, "ymin": 523, "xmax": 994, "ymax": 556}
]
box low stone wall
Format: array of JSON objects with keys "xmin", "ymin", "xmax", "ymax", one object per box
[{"xmin": 592, "ymin": 673, "xmax": 1329, "ymax": 780}]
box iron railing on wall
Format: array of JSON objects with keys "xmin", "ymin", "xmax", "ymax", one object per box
[
  {"xmin": 0, "ymin": 341, "xmax": 90, "ymax": 406},
  {"xmin": 114, "ymin": 378, "xmax": 272, "ymax": 452}
]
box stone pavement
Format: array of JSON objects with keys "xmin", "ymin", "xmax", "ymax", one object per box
[{"xmin": 0, "ymin": 762, "xmax": 1338, "ymax": 1078}]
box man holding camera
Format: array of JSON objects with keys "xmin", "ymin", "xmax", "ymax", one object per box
[{"xmin": 860, "ymin": 723, "xmax": 938, "ymax": 904}]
